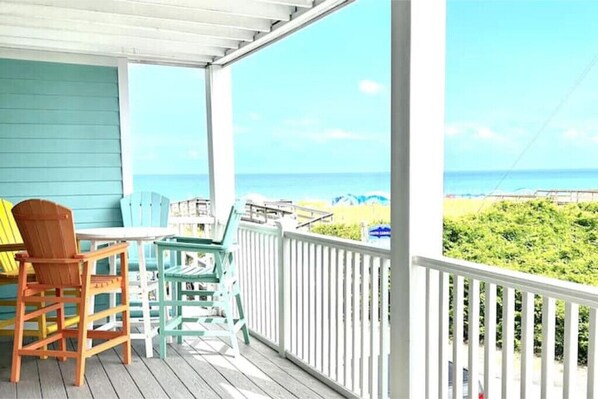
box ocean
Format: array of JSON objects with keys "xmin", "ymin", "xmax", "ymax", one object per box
[{"xmin": 133, "ymin": 169, "xmax": 598, "ymax": 203}]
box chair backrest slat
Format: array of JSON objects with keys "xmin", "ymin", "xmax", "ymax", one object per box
[
  {"xmin": 12, "ymin": 199, "xmax": 80, "ymax": 285},
  {"xmin": 0, "ymin": 199, "xmax": 21, "ymax": 274},
  {"xmin": 219, "ymin": 200, "xmax": 246, "ymax": 248},
  {"xmin": 121, "ymin": 192, "xmax": 170, "ymax": 227},
  {"xmin": 120, "ymin": 192, "xmax": 170, "ymax": 259}
]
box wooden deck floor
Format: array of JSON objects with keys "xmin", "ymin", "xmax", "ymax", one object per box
[{"xmin": 0, "ymin": 328, "xmax": 345, "ymax": 399}]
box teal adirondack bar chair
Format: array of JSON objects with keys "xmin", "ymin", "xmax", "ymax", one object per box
[
  {"xmin": 120, "ymin": 192, "xmax": 170, "ymax": 271},
  {"xmin": 155, "ymin": 199, "xmax": 249, "ymax": 358}
]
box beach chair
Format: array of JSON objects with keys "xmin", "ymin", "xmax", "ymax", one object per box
[
  {"xmin": 0, "ymin": 198, "xmax": 78, "ymax": 339},
  {"xmin": 10, "ymin": 199, "xmax": 131, "ymax": 386},
  {"xmin": 120, "ymin": 191, "xmax": 170, "ymax": 271},
  {"xmin": 155, "ymin": 199, "xmax": 249, "ymax": 358}
]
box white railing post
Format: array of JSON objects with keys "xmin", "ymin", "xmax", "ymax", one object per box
[{"xmin": 277, "ymin": 217, "xmax": 296, "ymax": 356}]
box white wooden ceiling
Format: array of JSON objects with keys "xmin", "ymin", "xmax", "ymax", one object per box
[{"xmin": 0, "ymin": 0, "xmax": 352, "ymax": 67}]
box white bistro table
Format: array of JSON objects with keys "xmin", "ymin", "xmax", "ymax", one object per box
[{"xmin": 76, "ymin": 226, "xmax": 176, "ymax": 358}]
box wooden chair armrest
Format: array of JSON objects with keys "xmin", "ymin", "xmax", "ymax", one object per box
[
  {"xmin": 75, "ymin": 242, "xmax": 129, "ymax": 262},
  {"xmin": 0, "ymin": 243, "xmax": 26, "ymax": 252}
]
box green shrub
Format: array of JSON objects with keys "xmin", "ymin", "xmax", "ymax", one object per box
[{"xmin": 445, "ymin": 199, "xmax": 598, "ymax": 364}]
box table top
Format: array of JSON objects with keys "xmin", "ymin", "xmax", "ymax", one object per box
[{"xmin": 76, "ymin": 226, "xmax": 176, "ymax": 241}]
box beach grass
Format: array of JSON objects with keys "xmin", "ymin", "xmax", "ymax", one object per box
[{"xmin": 299, "ymin": 197, "xmax": 497, "ymax": 225}]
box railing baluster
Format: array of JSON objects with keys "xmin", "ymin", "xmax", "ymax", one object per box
[
  {"xmin": 453, "ymin": 275, "xmax": 464, "ymax": 399},
  {"xmin": 370, "ymin": 256, "xmax": 380, "ymax": 399},
  {"xmin": 563, "ymin": 302, "xmax": 579, "ymax": 399},
  {"xmin": 309, "ymin": 242, "xmax": 316, "ymax": 366},
  {"xmin": 352, "ymin": 251, "xmax": 361, "ymax": 393},
  {"xmin": 337, "ymin": 249, "xmax": 344, "ymax": 385},
  {"xmin": 297, "ymin": 240, "xmax": 304, "ymax": 359},
  {"xmin": 379, "ymin": 258, "xmax": 390, "ymax": 399},
  {"xmin": 521, "ymin": 291, "xmax": 534, "ymax": 399},
  {"xmin": 468, "ymin": 279, "xmax": 480, "ymax": 399},
  {"xmin": 439, "ymin": 271, "xmax": 449, "ymax": 399},
  {"xmin": 589, "ymin": 308, "xmax": 598, "ymax": 399},
  {"xmin": 322, "ymin": 245, "xmax": 329, "ymax": 375},
  {"xmin": 541, "ymin": 296, "xmax": 556, "ymax": 399},
  {"xmin": 361, "ymin": 254, "xmax": 370, "ymax": 397},
  {"xmin": 485, "ymin": 283, "xmax": 497, "ymax": 398},
  {"xmin": 344, "ymin": 250, "xmax": 353, "ymax": 387},
  {"xmin": 315, "ymin": 244, "xmax": 322, "ymax": 371},
  {"xmin": 502, "ymin": 287, "xmax": 515, "ymax": 399},
  {"xmin": 426, "ymin": 268, "xmax": 439, "ymax": 399}
]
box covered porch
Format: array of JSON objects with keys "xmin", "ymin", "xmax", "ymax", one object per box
[{"xmin": 2, "ymin": 1, "xmax": 598, "ymax": 399}]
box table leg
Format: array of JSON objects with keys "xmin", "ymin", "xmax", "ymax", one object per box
[{"xmin": 138, "ymin": 241, "xmax": 153, "ymax": 358}]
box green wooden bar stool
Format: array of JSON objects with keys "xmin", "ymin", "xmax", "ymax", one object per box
[{"xmin": 155, "ymin": 200, "xmax": 249, "ymax": 358}]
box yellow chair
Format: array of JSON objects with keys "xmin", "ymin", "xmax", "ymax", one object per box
[{"xmin": 0, "ymin": 198, "xmax": 77, "ymax": 338}]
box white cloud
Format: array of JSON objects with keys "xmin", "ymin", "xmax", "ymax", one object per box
[
  {"xmin": 563, "ymin": 128, "xmax": 582, "ymax": 140},
  {"xmin": 359, "ymin": 79, "xmax": 383, "ymax": 95},
  {"xmin": 445, "ymin": 123, "xmax": 503, "ymax": 142},
  {"xmin": 475, "ymin": 127, "xmax": 498, "ymax": 140},
  {"xmin": 321, "ymin": 128, "xmax": 366, "ymax": 141},
  {"xmin": 248, "ymin": 112, "xmax": 261, "ymax": 121}
]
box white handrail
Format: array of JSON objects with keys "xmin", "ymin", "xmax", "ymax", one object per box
[{"xmin": 414, "ymin": 255, "xmax": 598, "ymax": 308}]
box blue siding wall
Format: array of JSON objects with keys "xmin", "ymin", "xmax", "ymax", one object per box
[{"xmin": 0, "ymin": 58, "xmax": 123, "ymax": 227}]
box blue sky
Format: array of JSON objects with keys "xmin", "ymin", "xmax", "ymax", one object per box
[{"xmin": 129, "ymin": 0, "xmax": 598, "ymax": 175}]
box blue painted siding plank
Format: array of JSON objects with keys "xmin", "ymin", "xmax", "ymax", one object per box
[
  {"xmin": 0, "ymin": 138, "xmax": 120, "ymax": 153},
  {"xmin": 0, "ymin": 167, "xmax": 122, "ymax": 182},
  {"xmin": 2, "ymin": 181, "xmax": 123, "ymax": 197},
  {"xmin": 0, "ymin": 124, "xmax": 121, "ymax": 139},
  {"xmin": 0, "ymin": 153, "xmax": 122, "ymax": 168},
  {"xmin": 0, "ymin": 109, "xmax": 119, "ymax": 125},
  {"xmin": 4, "ymin": 195, "xmax": 122, "ymax": 210},
  {"xmin": 0, "ymin": 78, "xmax": 118, "ymax": 97},
  {"xmin": 0, "ymin": 94, "xmax": 119, "ymax": 111}
]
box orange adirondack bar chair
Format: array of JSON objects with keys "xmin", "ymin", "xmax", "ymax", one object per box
[
  {"xmin": 0, "ymin": 198, "xmax": 81, "ymax": 340},
  {"xmin": 10, "ymin": 199, "xmax": 131, "ymax": 386}
]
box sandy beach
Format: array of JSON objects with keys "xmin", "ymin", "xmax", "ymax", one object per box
[{"xmin": 298, "ymin": 197, "xmax": 501, "ymax": 225}]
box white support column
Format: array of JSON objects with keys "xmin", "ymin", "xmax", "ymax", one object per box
[
  {"xmin": 206, "ymin": 65, "xmax": 236, "ymax": 234},
  {"xmin": 390, "ymin": 1, "xmax": 446, "ymax": 398},
  {"xmin": 118, "ymin": 58, "xmax": 133, "ymax": 195}
]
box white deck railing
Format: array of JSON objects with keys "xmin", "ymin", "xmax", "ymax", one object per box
[
  {"xmin": 414, "ymin": 255, "xmax": 598, "ymax": 399},
  {"xmin": 167, "ymin": 219, "xmax": 598, "ymax": 399},
  {"xmin": 237, "ymin": 221, "xmax": 390, "ymax": 398}
]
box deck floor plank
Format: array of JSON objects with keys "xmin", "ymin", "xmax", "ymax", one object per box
[
  {"xmin": 0, "ymin": 330, "xmax": 346, "ymax": 399},
  {"xmin": 97, "ymin": 347, "xmax": 144, "ymax": 399},
  {"xmin": 56, "ymin": 339, "xmax": 93, "ymax": 399},
  {"xmin": 112, "ymin": 340, "xmax": 170, "ymax": 399},
  {"xmin": 161, "ymin": 344, "xmax": 221, "ymax": 399},
  {"xmin": 232, "ymin": 332, "xmax": 344, "ymax": 399},
  {"xmin": 130, "ymin": 338, "xmax": 195, "ymax": 399},
  {"xmin": 0, "ymin": 340, "xmax": 16, "ymax": 399},
  {"xmin": 184, "ymin": 336, "xmax": 271, "ymax": 398},
  {"xmin": 82, "ymin": 349, "xmax": 118, "ymax": 399},
  {"xmin": 37, "ymin": 355, "xmax": 67, "ymax": 399},
  {"xmin": 198, "ymin": 336, "xmax": 297, "ymax": 399},
  {"xmin": 16, "ymin": 356, "xmax": 42, "ymax": 399},
  {"xmin": 170, "ymin": 341, "xmax": 246, "ymax": 399}
]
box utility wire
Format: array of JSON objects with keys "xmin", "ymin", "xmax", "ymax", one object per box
[{"xmin": 476, "ymin": 51, "xmax": 598, "ymax": 213}]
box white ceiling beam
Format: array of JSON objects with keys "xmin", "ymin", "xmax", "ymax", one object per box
[
  {"xmin": 1, "ymin": 26, "xmax": 227, "ymax": 57},
  {"xmin": 10, "ymin": 0, "xmax": 272, "ymax": 32},
  {"xmin": 125, "ymin": 0, "xmax": 293, "ymax": 21},
  {"xmin": 214, "ymin": 0, "xmax": 350, "ymax": 66},
  {"xmin": 0, "ymin": 36, "xmax": 216, "ymax": 64},
  {"xmin": 0, "ymin": 16, "xmax": 240, "ymax": 49},
  {"xmin": 1, "ymin": 3, "xmax": 257, "ymax": 41},
  {"xmin": 254, "ymin": 0, "xmax": 313, "ymax": 8}
]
